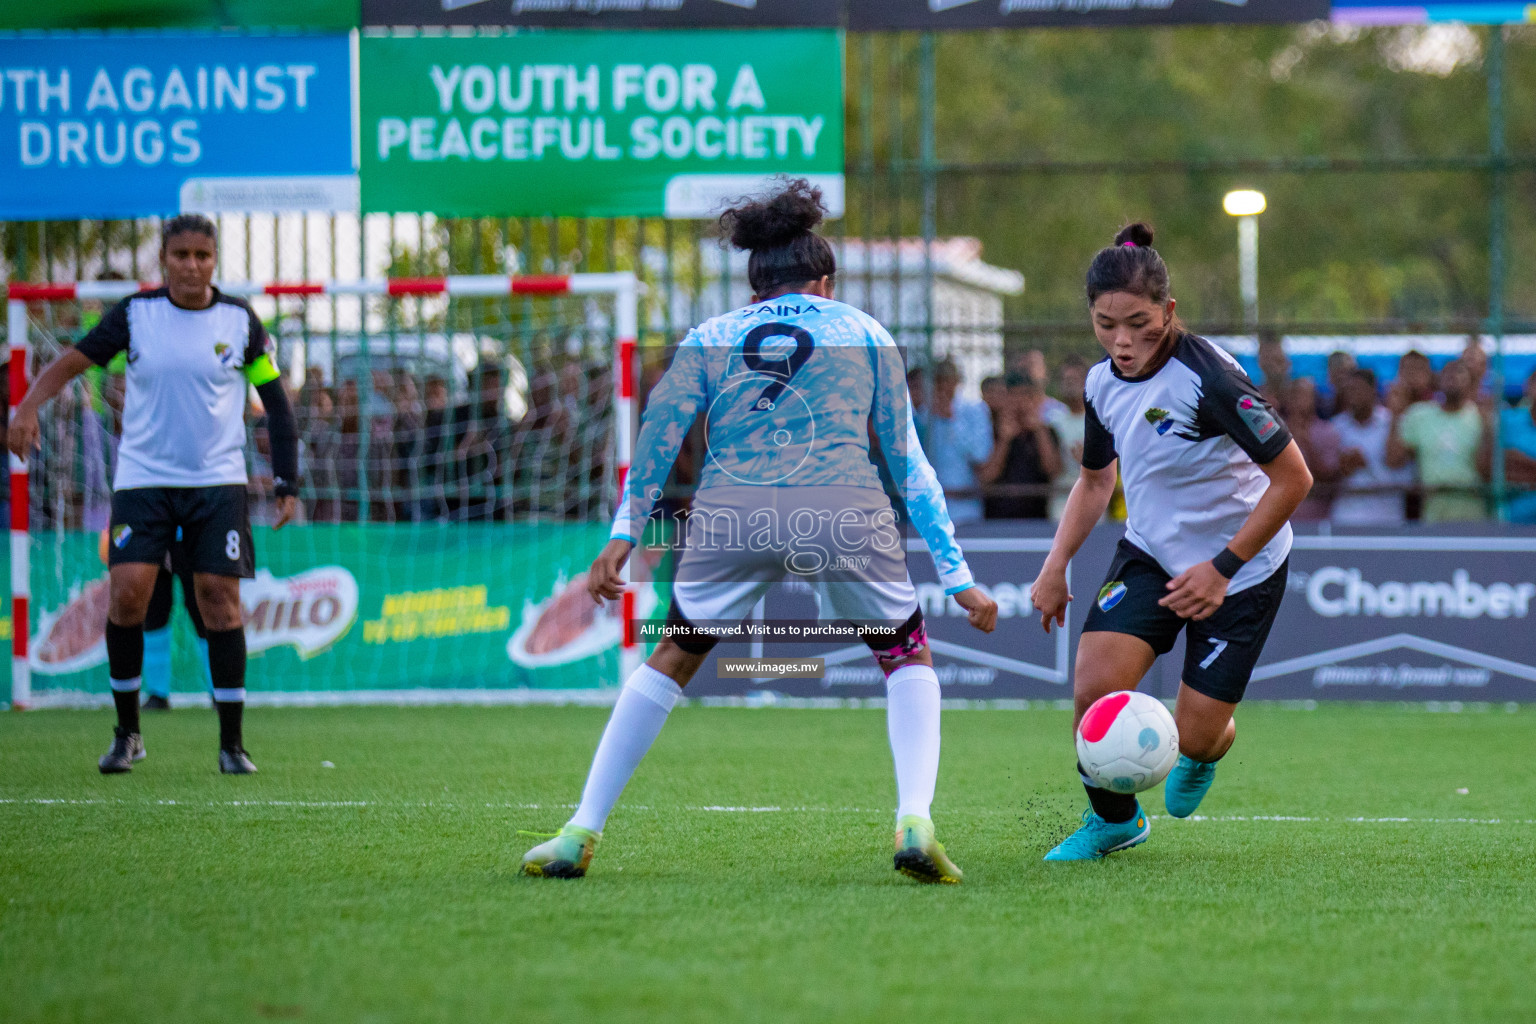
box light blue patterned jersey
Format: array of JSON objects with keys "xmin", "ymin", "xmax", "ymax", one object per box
[{"xmin": 612, "ymin": 294, "xmax": 974, "ymax": 594}]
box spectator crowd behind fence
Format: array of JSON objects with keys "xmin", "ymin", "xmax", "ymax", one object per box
[{"xmin": 12, "ymin": 327, "xmax": 1536, "ymax": 531}]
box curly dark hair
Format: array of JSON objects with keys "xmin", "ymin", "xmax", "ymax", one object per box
[{"xmin": 718, "ymin": 177, "xmax": 836, "ymax": 296}]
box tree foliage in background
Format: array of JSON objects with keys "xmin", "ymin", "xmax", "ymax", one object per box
[
  {"xmin": 846, "ymin": 24, "xmax": 1536, "ymax": 329},
  {"xmin": 4, "ymin": 25, "xmax": 1534, "ymax": 334}
]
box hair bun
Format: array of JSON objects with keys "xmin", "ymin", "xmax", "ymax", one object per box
[
  {"xmin": 1113, "ymin": 222, "xmax": 1155, "ymax": 248},
  {"xmin": 721, "ymin": 177, "xmax": 826, "ymax": 251}
]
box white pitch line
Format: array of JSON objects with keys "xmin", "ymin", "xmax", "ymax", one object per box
[{"xmin": 2, "ymin": 797, "xmax": 1533, "ymax": 825}]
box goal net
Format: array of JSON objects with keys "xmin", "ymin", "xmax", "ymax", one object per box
[{"xmin": 6, "ymin": 275, "xmax": 644, "ymax": 708}]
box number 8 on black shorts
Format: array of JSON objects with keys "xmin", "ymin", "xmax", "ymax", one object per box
[{"xmin": 108, "ymin": 485, "xmax": 256, "ymax": 579}]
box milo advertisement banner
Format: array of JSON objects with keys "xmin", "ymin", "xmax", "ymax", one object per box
[
  {"xmin": 359, "ymin": 30, "xmax": 844, "ymax": 218},
  {"xmin": 14, "ymin": 523, "xmax": 644, "ymax": 705}
]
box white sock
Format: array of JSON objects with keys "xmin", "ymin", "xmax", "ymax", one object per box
[
  {"xmin": 567, "ymin": 665, "xmax": 683, "ymax": 834},
  {"xmin": 886, "ymin": 663, "xmax": 942, "ymax": 823}
]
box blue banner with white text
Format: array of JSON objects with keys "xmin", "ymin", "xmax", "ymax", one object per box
[{"xmin": 0, "ymin": 33, "xmax": 355, "ymax": 220}]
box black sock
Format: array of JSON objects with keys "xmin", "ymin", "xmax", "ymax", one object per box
[
  {"xmin": 206, "ymin": 627, "xmax": 247, "ymax": 750},
  {"xmin": 106, "ymin": 620, "xmax": 144, "ymax": 734},
  {"xmin": 111, "ymin": 689, "xmax": 141, "ymax": 735},
  {"xmin": 215, "ymin": 701, "xmax": 243, "ymax": 751},
  {"xmin": 1078, "ymin": 761, "xmax": 1138, "ymax": 824}
]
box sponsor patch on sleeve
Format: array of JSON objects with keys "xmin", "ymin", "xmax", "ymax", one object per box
[{"xmin": 1236, "ymin": 395, "xmax": 1280, "ymax": 442}]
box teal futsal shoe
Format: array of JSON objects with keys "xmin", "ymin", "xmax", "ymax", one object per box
[
  {"xmin": 1163, "ymin": 755, "xmax": 1218, "ymax": 819},
  {"xmin": 1043, "ymin": 805, "xmax": 1150, "ymax": 861},
  {"xmin": 519, "ymin": 825, "xmax": 600, "ymax": 879}
]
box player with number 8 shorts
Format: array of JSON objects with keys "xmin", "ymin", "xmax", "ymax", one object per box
[
  {"xmin": 8, "ymin": 215, "xmax": 301, "ymax": 775},
  {"xmin": 520, "ymin": 178, "xmax": 999, "ymax": 884},
  {"xmin": 1029, "ymin": 222, "xmax": 1313, "ymax": 860}
]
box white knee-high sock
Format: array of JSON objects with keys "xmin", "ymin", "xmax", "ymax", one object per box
[
  {"xmin": 886, "ymin": 663, "xmax": 942, "ymax": 823},
  {"xmin": 568, "ymin": 665, "xmax": 683, "ymax": 834}
]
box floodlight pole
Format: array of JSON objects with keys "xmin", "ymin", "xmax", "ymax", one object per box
[
  {"xmin": 1488, "ymin": 24, "xmax": 1508, "ymax": 520},
  {"xmin": 1238, "ymin": 215, "xmax": 1259, "ymax": 330}
]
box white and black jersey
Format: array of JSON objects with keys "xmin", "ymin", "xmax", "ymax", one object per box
[
  {"xmin": 75, "ymin": 288, "xmax": 282, "ymax": 492},
  {"xmin": 1082, "ymin": 333, "xmax": 1293, "ymax": 594}
]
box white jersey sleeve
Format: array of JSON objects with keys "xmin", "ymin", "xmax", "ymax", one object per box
[{"xmin": 868, "ymin": 323, "xmax": 974, "ymax": 595}]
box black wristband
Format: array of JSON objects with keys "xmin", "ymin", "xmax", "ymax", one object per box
[
  {"xmin": 273, "ymin": 477, "xmax": 298, "ymax": 499},
  {"xmin": 1211, "ymin": 547, "xmax": 1247, "ymax": 579}
]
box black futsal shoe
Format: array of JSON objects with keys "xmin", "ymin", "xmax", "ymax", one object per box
[
  {"xmin": 219, "ymin": 747, "xmax": 258, "ymax": 774},
  {"xmin": 99, "ymin": 727, "xmax": 146, "ymax": 774}
]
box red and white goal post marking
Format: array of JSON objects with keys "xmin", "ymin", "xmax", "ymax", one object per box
[{"xmin": 6, "ymin": 273, "xmax": 643, "ymax": 709}]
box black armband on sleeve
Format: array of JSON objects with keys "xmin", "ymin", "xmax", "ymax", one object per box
[{"xmin": 256, "ymin": 379, "xmax": 300, "ymax": 498}]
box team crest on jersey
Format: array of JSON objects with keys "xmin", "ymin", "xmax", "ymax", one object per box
[
  {"xmin": 1097, "ymin": 581, "xmax": 1127, "ymax": 611},
  {"xmin": 214, "ymin": 341, "xmax": 236, "ymax": 367},
  {"xmin": 1236, "ymin": 395, "xmax": 1280, "ymax": 441},
  {"xmin": 111, "ymin": 525, "xmax": 133, "ymax": 549},
  {"xmin": 1143, "ymin": 407, "xmax": 1175, "ymax": 435}
]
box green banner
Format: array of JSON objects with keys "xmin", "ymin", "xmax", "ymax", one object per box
[
  {"xmin": 13, "ymin": 524, "xmax": 663, "ymax": 704},
  {"xmin": 0, "ymin": 1, "xmax": 357, "ymax": 29},
  {"xmin": 359, "ymin": 30, "xmax": 844, "ymax": 218}
]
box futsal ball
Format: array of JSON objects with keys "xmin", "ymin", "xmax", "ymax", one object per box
[{"xmin": 1076, "ymin": 691, "xmax": 1180, "ymax": 794}]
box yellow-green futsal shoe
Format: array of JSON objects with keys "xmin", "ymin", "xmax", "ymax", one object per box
[
  {"xmin": 893, "ymin": 815, "xmax": 964, "ymax": 885},
  {"xmin": 520, "ymin": 825, "xmax": 600, "ymax": 879}
]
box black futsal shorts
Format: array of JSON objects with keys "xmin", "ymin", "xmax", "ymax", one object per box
[
  {"xmin": 107, "ymin": 485, "xmax": 255, "ymax": 579},
  {"xmin": 1081, "ymin": 539, "xmax": 1287, "ymax": 704}
]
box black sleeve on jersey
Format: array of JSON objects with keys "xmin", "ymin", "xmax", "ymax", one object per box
[
  {"xmin": 1081, "ymin": 397, "xmax": 1117, "ymax": 470},
  {"xmin": 241, "ymin": 302, "xmax": 271, "ymax": 365},
  {"xmin": 1180, "ymin": 338, "xmax": 1293, "ymax": 464},
  {"xmin": 255, "ymin": 379, "xmax": 300, "ymax": 498},
  {"xmin": 73, "ymin": 298, "xmax": 132, "ymax": 366}
]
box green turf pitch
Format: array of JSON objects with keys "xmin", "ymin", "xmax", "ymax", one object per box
[{"xmin": 2, "ymin": 704, "xmax": 1533, "ymax": 1023}]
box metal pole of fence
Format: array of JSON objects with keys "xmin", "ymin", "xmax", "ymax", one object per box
[
  {"xmin": 920, "ymin": 31, "xmax": 938, "ymax": 375},
  {"xmin": 1487, "ymin": 25, "xmax": 1508, "ymax": 522},
  {"xmin": 860, "ymin": 33, "xmax": 875, "ymax": 333}
]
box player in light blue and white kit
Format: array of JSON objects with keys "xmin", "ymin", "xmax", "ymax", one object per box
[{"xmin": 521, "ymin": 180, "xmax": 998, "ymax": 884}]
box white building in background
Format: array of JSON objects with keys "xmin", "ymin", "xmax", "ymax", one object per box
[{"xmin": 655, "ymin": 237, "xmax": 1025, "ymax": 399}]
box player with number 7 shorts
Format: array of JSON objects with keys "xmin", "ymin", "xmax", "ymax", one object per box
[
  {"xmin": 1029, "ymin": 222, "xmax": 1314, "ymax": 860},
  {"xmin": 519, "ymin": 178, "xmax": 999, "ymax": 884},
  {"xmin": 8, "ymin": 215, "xmax": 301, "ymax": 776}
]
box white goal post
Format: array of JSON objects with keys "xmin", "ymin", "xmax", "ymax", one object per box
[{"xmin": 6, "ymin": 272, "xmax": 643, "ymax": 708}]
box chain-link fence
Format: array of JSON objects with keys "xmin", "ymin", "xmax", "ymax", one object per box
[{"xmin": 6, "ymin": 25, "xmax": 1536, "ymax": 529}]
